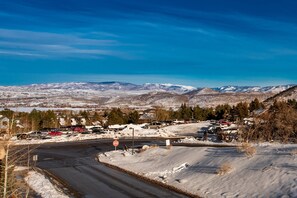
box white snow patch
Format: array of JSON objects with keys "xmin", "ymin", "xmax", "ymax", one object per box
[{"xmin": 25, "ymin": 171, "xmax": 69, "ymax": 198}]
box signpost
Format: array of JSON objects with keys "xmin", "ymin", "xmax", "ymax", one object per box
[
  {"xmin": 32, "ymin": 155, "xmax": 38, "ymax": 161},
  {"xmin": 166, "ymin": 139, "xmax": 170, "ymax": 146},
  {"xmin": 166, "ymin": 139, "xmax": 171, "ymax": 149},
  {"xmin": 113, "ymin": 139, "xmax": 119, "ymax": 150},
  {"xmin": 32, "ymin": 154, "xmax": 38, "ymax": 167}
]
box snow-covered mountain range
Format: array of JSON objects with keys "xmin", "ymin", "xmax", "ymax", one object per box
[
  {"xmin": 0, "ymin": 82, "xmax": 295, "ymax": 109},
  {"xmin": 214, "ymin": 85, "xmax": 294, "ymax": 93},
  {"xmin": 22, "ymin": 82, "xmax": 197, "ymax": 94},
  {"xmin": 12, "ymin": 82, "xmax": 294, "ymax": 94}
]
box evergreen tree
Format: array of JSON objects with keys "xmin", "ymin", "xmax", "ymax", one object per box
[
  {"xmin": 234, "ymin": 102, "xmax": 249, "ymax": 120},
  {"xmin": 79, "ymin": 110, "xmax": 91, "ymax": 125},
  {"xmin": 107, "ymin": 108, "xmax": 126, "ymax": 125},
  {"xmin": 0, "ymin": 109, "xmax": 14, "ymax": 120},
  {"xmin": 288, "ymin": 99, "xmax": 297, "ymax": 109},
  {"xmin": 215, "ymin": 104, "xmax": 231, "ymax": 120},
  {"xmin": 127, "ymin": 111, "xmax": 140, "ymax": 124},
  {"xmin": 29, "ymin": 109, "xmax": 42, "ymax": 131},
  {"xmin": 249, "ymin": 98, "xmax": 264, "ymax": 112},
  {"xmin": 91, "ymin": 112, "xmax": 102, "ymax": 124},
  {"xmin": 41, "ymin": 110, "xmax": 57, "ymax": 129},
  {"xmin": 193, "ymin": 105, "xmax": 204, "ymax": 121},
  {"xmin": 178, "ymin": 103, "xmax": 192, "ymax": 120}
]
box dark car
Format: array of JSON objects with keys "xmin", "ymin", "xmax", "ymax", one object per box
[
  {"xmin": 16, "ymin": 133, "xmax": 29, "ymax": 140},
  {"xmin": 90, "ymin": 127, "xmax": 105, "ymax": 134}
]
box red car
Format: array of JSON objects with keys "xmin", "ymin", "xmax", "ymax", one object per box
[
  {"xmin": 73, "ymin": 127, "xmax": 85, "ymax": 133},
  {"xmin": 48, "ymin": 131, "xmax": 63, "ymax": 136}
]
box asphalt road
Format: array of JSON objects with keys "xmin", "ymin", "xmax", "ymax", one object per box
[{"xmin": 33, "ymin": 139, "xmax": 189, "ymax": 198}]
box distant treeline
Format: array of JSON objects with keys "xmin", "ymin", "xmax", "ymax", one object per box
[{"xmin": 1, "ymin": 98, "xmax": 297, "ymax": 142}]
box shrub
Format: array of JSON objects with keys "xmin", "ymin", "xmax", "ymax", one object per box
[
  {"xmin": 291, "ymin": 149, "xmax": 297, "ymax": 156},
  {"xmin": 237, "ymin": 143, "xmax": 256, "ymax": 157},
  {"xmin": 217, "ymin": 162, "xmax": 232, "ymax": 175}
]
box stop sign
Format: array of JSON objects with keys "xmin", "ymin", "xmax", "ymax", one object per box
[{"xmin": 113, "ymin": 139, "xmax": 119, "ymax": 147}]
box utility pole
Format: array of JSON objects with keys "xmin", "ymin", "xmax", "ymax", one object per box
[
  {"xmin": 3, "ymin": 143, "xmax": 9, "ymax": 198},
  {"xmin": 130, "ymin": 128, "xmax": 135, "ymax": 155}
]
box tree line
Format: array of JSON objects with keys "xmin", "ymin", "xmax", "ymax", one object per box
[
  {"xmin": 0, "ymin": 97, "xmax": 288, "ymax": 134},
  {"xmin": 154, "ymin": 98, "xmax": 264, "ymax": 122}
]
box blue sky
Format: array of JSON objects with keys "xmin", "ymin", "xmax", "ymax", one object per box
[{"xmin": 0, "ymin": 0, "xmax": 297, "ymax": 87}]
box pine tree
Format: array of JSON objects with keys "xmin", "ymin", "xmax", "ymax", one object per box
[
  {"xmin": 127, "ymin": 111, "xmax": 140, "ymax": 124},
  {"xmin": 249, "ymin": 98, "xmax": 264, "ymax": 112},
  {"xmin": 107, "ymin": 108, "xmax": 126, "ymax": 125}
]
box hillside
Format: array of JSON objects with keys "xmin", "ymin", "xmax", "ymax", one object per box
[
  {"xmin": 264, "ymin": 85, "xmax": 297, "ymax": 105},
  {"xmin": 0, "ymin": 82, "xmax": 294, "ymax": 109}
]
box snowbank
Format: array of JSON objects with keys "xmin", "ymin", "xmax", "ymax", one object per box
[
  {"xmin": 176, "ymin": 137, "xmax": 239, "ymax": 147},
  {"xmin": 164, "ymin": 121, "xmax": 211, "ymax": 135},
  {"xmin": 98, "ymin": 144, "xmax": 297, "ymax": 197},
  {"xmin": 25, "ymin": 171, "xmax": 69, "ymax": 198}
]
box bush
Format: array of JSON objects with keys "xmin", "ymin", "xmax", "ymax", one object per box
[
  {"xmin": 237, "ymin": 143, "xmax": 256, "ymax": 157},
  {"xmin": 217, "ymin": 162, "xmax": 232, "ymax": 176},
  {"xmin": 291, "ymin": 149, "xmax": 297, "ymax": 156}
]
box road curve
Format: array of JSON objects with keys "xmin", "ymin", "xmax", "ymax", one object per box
[{"xmin": 34, "ymin": 140, "xmax": 188, "ymax": 198}]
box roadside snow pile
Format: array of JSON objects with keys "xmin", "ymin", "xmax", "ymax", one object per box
[
  {"xmin": 176, "ymin": 137, "xmax": 238, "ymax": 146},
  {"xmin": 164, "ymin": 122, "xmax": 211, "ymax": 135},
  {"xmin": 25, "ymin": 171, "xmax": 69, "ymax": 198},
  {"xmin": 14, "ymin": 166, "xmax": 29, "ymax": 172},
  {"xmin": 177, "ymin": 137, "xmax": 199, "ymax": 143},
  {"xmin": 99, "ymin": 144, "xmax": 297, "ymax": 197},
  {"xmin": 13, "ymin": 133, "xmax": 107, "ymax": 145},
  {"xmin": 116, "ymin": 124, "xmax": 177, "ymax": 137}
]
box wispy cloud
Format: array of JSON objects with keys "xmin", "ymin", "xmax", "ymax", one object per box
[
  {"xmin": 0, "ymin": 28, "xmax": 132, "ymax": 58},
  {"xmin": 0, "ymin": 50, "xmax": 47, "ymax": 57}
]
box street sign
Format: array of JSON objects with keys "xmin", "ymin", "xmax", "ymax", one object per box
[
  {"xmin": 32, "ymin": 155, "xmax": 38, "ymax": 161},
  {"xmin": 113, "ymin": 139, "xmax": 119, "ymax": 147},
  {"xmin": 166, "ymin": 139, "xmax": 171, "ymax": 149},
  {"xmin": 166, "ymin": 139, "xmax": 170, "ymax": 146},
  {"xmin": 113, "ymin": 139, "xmax": 119, "ymax": 150}
]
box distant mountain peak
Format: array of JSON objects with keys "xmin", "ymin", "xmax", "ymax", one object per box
[
  {"xmin": 142, "ymin": 83, "xmax": 197, "ymax": 93},
  {"xmin": 213, "ymin": 84, "xmax": 295, "ymax": 93},
  {"xmin": 264, "ymin": 85, "xmax": 297, "ymax": 104}
]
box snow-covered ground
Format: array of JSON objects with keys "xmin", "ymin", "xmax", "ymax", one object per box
[
  {"xmin": 12, "ymin": 122, "xmax": 210, "ymax": 145},
  {"xmin": 24, "ymin": 170, "xmax": 69, "ymax": 198},
  {"xmin": 98, "ymin": 143, "xmax": 297, "ymax": 197}
]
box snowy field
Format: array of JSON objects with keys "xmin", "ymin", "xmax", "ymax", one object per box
[
  {"xmin": 98, "ymin": 143, "xmax": 297, "ymax": 198},
  {"xmin": 25, "ymin": 170, "xmax": 69, "ymax": 198},
  {"xmin": 13, "ymin": 167, "xmax": 69, "ymax": 198},
  {"xmin": 12, "ymin": 122, "xmax": 210, "ymax": 145}
]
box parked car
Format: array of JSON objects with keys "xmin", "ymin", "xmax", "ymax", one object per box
[
  {"xmin": 16, "ymin": 133, "xmax": 29, "ymax": 140},
  {"xmin": 28, "ymin": 131, "xmax": 43, "ymax": 139},
  {"xmin": 90, "ymin": 127, "xmax": 105, "ymax": 134},
  {"xmin": 73, "ymin": 127, "xmax": 86, "ymax": 133},
  {"xmin": 48, "ymin": 131, "xmax": 63, "ymax": 136},
  {"xmin": 81, "ymin": 131, "xmax": 91, "ymax": 134}
]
